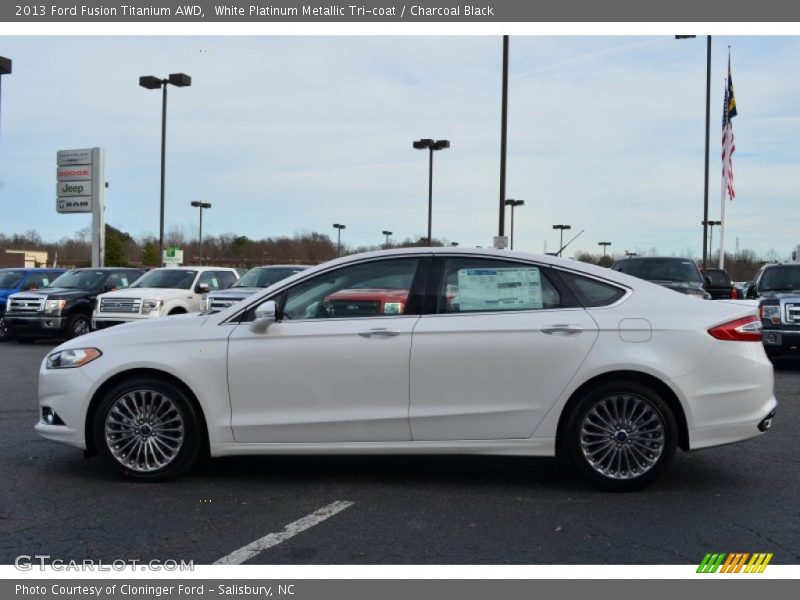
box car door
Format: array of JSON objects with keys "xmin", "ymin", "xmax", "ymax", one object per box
[
  {"xmin": 409, "ymin": 256, "xmax": 599, "ymax": 441},
  {"xmin": 227, "ymin": 256, "xmax": 429, "ymax": 443}
]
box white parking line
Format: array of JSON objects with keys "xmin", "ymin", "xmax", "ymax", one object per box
[{"xmin": 214, "ymin": 500, "xmax": 355, "ymax": 565}]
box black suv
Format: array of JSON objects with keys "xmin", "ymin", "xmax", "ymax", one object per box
[
  {"xmin": 5, "ymin": 267, "xmax": 144, "ymax": 342},
  {"xmin": 610, "ymin": 257, "xmax": 711, "ymax": 299},
  {"xmin": 746, "ymin": 263, "xmax": 800, "ymax": 357}
]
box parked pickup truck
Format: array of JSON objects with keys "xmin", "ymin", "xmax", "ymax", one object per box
[
  {"xmin": 202, "ymin": 265, "xmax": 309, "ymax": 313},
  {"xmin": 0, "ymin": 268, "xmax": 66, "ymax": 341},
  {"xmin": 702, "ymin": 268, "xmax": 738, "ymax": 300},
  {"xmin": 746, "ymin": 263, "xmax": 800, "ymax": 358},
  {"xmin": 5, "ymin": 268, "xmax": 144, "ymax": 342},
  {"xmin": 93, "ymin": 266, "xmax": 239, "ymax": 329}
]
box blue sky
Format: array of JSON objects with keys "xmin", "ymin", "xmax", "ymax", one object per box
[{"xmin": 0, "ymin": 35, "xmax": 798, "ymax": 259}]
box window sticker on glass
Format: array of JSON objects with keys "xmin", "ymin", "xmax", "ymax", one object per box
[{"xmin": 456, "ymin": 268, "xmax": 543, "ymax": 311}]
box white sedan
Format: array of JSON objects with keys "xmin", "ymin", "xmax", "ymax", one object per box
[{"xmin": 36, "ymin": 248, "xmax": 776, "ymax": 491}]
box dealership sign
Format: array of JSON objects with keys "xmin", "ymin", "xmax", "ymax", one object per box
[
  {"xmin": 56, "ymin": 147, "xmax": 106, "ymax": 267},
  {"xmin": 56, "ymin": 148, "xmax": 100, "ymax": 214}
]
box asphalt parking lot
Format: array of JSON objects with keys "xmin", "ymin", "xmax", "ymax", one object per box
[{"xmin": 0, "ymin": 340, "xmax": 798, "ymax": 566}]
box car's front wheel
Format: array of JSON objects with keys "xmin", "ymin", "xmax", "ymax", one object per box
[
  {"xmin": 563, "ymin": 380, "xmax": 677, "ymax": 492},
  {"xmin": 93, "ymin": 377, "xmax": 202, "ymax": 482},
  {"xmin": 66, "ymin": 313, "xmax": 91, "ymax": 338},
  {"xmin": 0, "ymin": 317, "xmax": 9, "ymax": 342}
]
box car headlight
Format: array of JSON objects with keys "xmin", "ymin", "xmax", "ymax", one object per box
[
  {"xmin": 141, "ymin": 299, "xmax": 162, "ymax": 315},
  {"xmin": 44, "ymin": 299, "xmax": 67, "ymax": 315},
  {"xmin": 760, "ymin": 305, "xmax": 781, "ymax": 325},
  {"xmin": 46, "ymin": 348, "xmax": 102, "ymax": 369}
]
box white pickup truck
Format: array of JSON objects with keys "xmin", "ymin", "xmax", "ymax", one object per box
[{"xmin": 93, "ymin": 266, "xmax": 239, "ymax": 330}]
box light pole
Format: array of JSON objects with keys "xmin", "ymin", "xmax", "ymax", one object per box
[
  {"xmin": 139, "ymin": 72, "xmax": 192, "ymax": 265},
  {"xmin": 382, "ymin": 230, "xmax": 392, "ymax": 249},
  {"xmin": 676, "ymin": 35, "xmax": 712, "ymax": 270},
  {"xmin": 333, "ymin": 223, "xmax": 346, "ymax": 257},
  {"xmin": 191, "ymin": 201, "xmax": 211, "ymax": 260},
  {"xmin": 625, "ymin": 251, "xmax": 638, "ymax": 257},
  {"xmin": 450, "ymin": 242, "xmax": 459, "ymax": 247},
  {"xmin": 703, "ymin": 220, "xmax": 721, "ymax": 262},
  {"xmin": 504, "ymin": 199, "xmax": 524, "ymax": 250},
  {"xmin": 0, "ymin": 56, "xmax": 11, "ymax": 144},
  {"xmin": 413, "ymin": 138, "xmax": 450, "ymax": 246},
  {"xmin": 598, "ymin": 241, "xmax": 611, "ymax": 258},
  {"xmin": 552, "ymin": 224, "xmax": 571, "ymax": 256}
]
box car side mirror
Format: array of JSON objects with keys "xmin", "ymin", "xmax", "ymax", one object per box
[
  {"xmin": 746, "ymin": 286, "xmax": 756, "ymax": 299},
  {"xmin": 249, "ymin": 300, "xmax": 277, "ymax": 334},
  {"xmin": 104, "ymin": 283, "xmax": 117, "ymax": 292},
  {"xmin": 195, "ymin": 283, "xmax": 210, "ymax": 294}
]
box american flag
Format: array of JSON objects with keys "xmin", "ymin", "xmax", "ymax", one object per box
[{"xmin": 722, "ymin": 54, "xmax": 737, "ymax": 200}]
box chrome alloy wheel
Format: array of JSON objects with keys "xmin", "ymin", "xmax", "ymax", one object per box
[
  {"xmin": 104, "ymin": 389, "xmax": 185, "ymax": 472},
  {"xmin": 579, "ymin": 394, "xmax": 666, "ymax": 480}
]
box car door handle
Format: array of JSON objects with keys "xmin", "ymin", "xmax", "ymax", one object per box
[
  {"xmin": 541, "ymin": 324, "xmax": 584, "ymax": 335},
  {"xmin": 358, "ymin": 328, "xmax": 402, "ymax": 338}
]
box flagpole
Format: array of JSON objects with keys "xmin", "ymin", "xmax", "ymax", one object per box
[{"xmin": 719, "ymin": 152, "xmax": 727, "ymax": 269}]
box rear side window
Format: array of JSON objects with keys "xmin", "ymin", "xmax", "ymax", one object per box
[
  {"xmin": 706, "ymin": 270, "xmax": 730, "ymax": 286},
  {"xmin": 437, "ymin": 258, "xmax": 565, "ymax": 313},
  {"xmin": 559, "ymin": 271, "xmax": 626, "ymax": 307},
  {"xmin": 25, "ymin": 273, "xmax": 53, "ymax": 289}
]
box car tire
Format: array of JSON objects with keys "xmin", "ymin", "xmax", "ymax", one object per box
[
  {"xmin": 0, "ymin": 317, "xmax": 9, "ymax": 342},
  {"xmin": 563, "ymin": 380, "xmax": 677, "ymax": 492},
  {"xmin": 93, "ymin": 377, "xmax": 202, "ymax": 482},
  {"xmin": 66, "ymin": 313, "xmax": 92, "ymax": 339}
]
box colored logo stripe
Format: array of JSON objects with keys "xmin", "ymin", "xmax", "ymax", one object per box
[{"xmin": 697, "ymin": 553, "xmax": 773, "ymax": 573}]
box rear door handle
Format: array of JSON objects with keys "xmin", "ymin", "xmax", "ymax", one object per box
[
  {"xmin": 541, "ymin": 324, "xmax": 584, "ymax": 335},
  {"xmin": 358, "ymin": 328, "xmax": 401, "ymax": 338}
]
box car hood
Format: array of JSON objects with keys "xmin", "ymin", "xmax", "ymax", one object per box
[
  {"xmin": 33, "ymin": 287, "xmax": 95, "ymax": 300},
  {"xmin": 98, "ymin": 287, "xmax": 193, "ymax": 300},
  {"xmin": 758, "ymin": 290, "xmax": 800, "ymax": 299},
  {"xmin": 210, "ymin": 287, "xmax": 261, "ymax": 297},
  {"xmin": 649, "ymin": 281, "xmax": 705, "ymax": 293},
  {"xmin": 55, "ymin": 311, "xmax": 211, "ymax": 351}
]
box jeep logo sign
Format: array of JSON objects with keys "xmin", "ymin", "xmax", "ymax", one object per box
[{"xmin": 57, "ymin": 181, "xmax": 92, "ymax": 197}]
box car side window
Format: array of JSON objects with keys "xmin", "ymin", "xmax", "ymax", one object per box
[
  {"xmin": 437, "ymin": 258, "xmax": 563, "ymax": 314},
  {"xmin": 558, "ymin": 271, "xmax": 626, "ymax": 307},
  {"xmin": 197, "ymin": 271, "xmax": 222, "ymax": 290},
  {"xmin": 280, "ymin": 258, "xmax": 420, "ymax": 320}
]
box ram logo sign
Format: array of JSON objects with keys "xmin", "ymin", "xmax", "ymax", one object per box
[{"xmin": 697, "ymin": 552, "xmax": 773, "ymax": 573}]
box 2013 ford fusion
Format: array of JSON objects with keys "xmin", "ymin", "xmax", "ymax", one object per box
[{"xmin": 36, "ymin": 248, "xmax": 776, "ymax": 491}]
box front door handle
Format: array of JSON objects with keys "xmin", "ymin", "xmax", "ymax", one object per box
[
  {"xmin": 358, "ymin": 328, "xmax": 401, "ymax": 338},
  {"xmin": 541, "ymin": 324, "xmax": 584, "ymax": 335}
]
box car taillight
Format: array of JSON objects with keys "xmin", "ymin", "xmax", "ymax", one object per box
[
  {"xmin": 730, "ymin": 288, "xmax": 738, "ymax": 299},
  {"xmin": 708, "ymin": 315, "xmax": 762, "ymax": 341}
]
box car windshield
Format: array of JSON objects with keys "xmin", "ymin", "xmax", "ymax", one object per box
[
  {"xmin": 0, "ymin": 271, "xmax": 25, "ymax": 289},
  {"xmin": 233, "ymin": 267, "xmax": 301, "ymax": 288},
  {"xmin": 130, "ymin": 269, "xmax": 197, "ymax": 290},
  {"xmin": 760, "ymin": 266, "xmax": 800, "ymax": 292},
  {"xmin": 49, "ymin": 270, "xmax": 106, "ymax": 290},
  {"xmin": 613, "ymin": 258, "xmax": 702, "ymax": 284}
]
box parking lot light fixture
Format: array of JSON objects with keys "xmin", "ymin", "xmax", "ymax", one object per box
[
  {"xmin": 0, "ymin": 56, "xmax": 11, "ymax": 143},
  {"xmin": 676, "ymin": 35, "xmax": 712, "ymax": 270},
  {"xmin": 191, "ymin": 201, "xmax": 212, "ymax": 260},
  {"xmin": 504, "ymin": 199, "xmax": 525, "ymax": 250},
  {"xmin": 598, "ymin": 241, "xmax": 611, "ymax": 258},
  {"xmin": 139, "ymin": 72, "xmax": 192, "ymax": 265},
  {"xmin": 552, "ymin": 224, "xmax": 572, "ymax": 256},
  {"xmin": 702, "ymin": 220, "xmax": 722, "ymax": 262},
  {"xmin": 413, "ymin": 138, "xmax": 450, "ymax": 246},
  {"xmin": 333, "ymin": 223, "xmax": 346, "ymax": 257},
  {"xmin": 381, "ymin": 230, "xmax": 393, "ymax": 249}
]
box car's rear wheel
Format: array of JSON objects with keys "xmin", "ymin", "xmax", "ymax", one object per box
[
  {"xmin": 563, "ymin": 380, "xmax": 677, "ymax": 492},
  {"xmin": 93, "ymin": 377, "xmax": 202, "ymax": 482},
  {"xmin": 0, "ymin": 317, "xmax": 9, "ymax": 342},
  {"xmin": 66, "ymin": 313, "xmax": 91, "ymax": 338}
]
